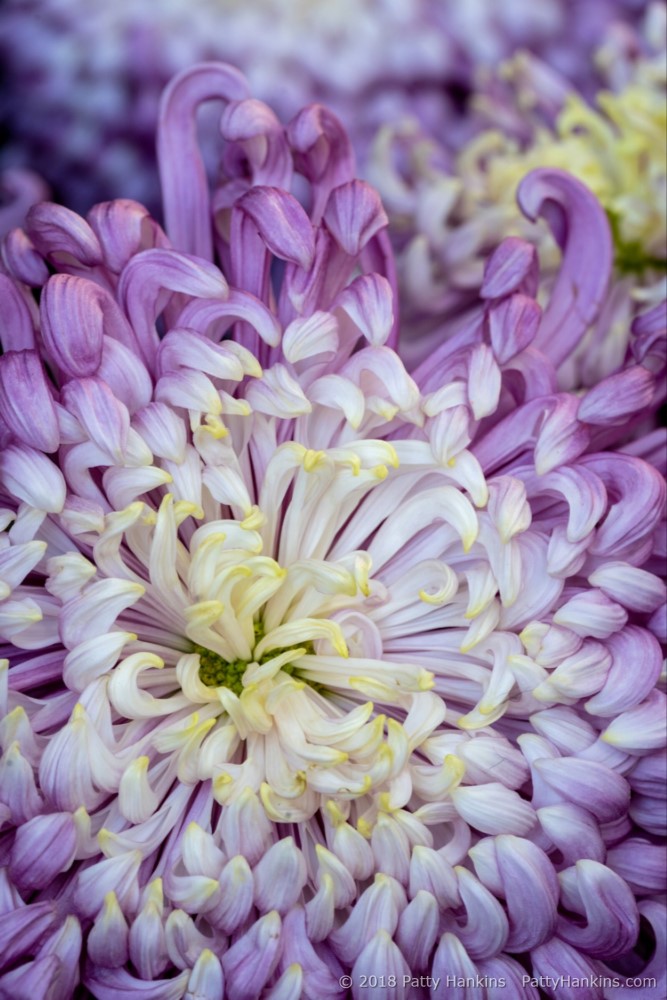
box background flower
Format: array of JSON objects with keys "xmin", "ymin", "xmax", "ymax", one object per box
[
  {"xmin": 369, "ymin": 2, "xmax": 667, "ymax": 373},
  {"xmin": 0, "ymin": 0, "xmax": 647, "ymax": 215},
  {"xmin": 0, "ymin": 64, "xmax": 665, "ymax": 998}
]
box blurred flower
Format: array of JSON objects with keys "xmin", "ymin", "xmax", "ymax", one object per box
[
  {"xmin": 370, "ymin": 3, "xmax": 667, "ymax": 375},
  {"xmin": 0, "ymin": 63, "xmax": 666, "ymax": 999},
  {"xmin": 0, "ymin": 0, "xmax": 645, "ymax": 214}
]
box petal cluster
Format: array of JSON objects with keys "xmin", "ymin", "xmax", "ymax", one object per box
[
  {"xmin": 0, "ymin": 61, "xmax": 665, "ymax": 1000},
  {"xmin": 370, "ymin": 6, "xmax": 667, "ymax": 375}
]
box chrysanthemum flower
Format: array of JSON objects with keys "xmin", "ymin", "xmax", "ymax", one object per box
[
  {"xmin": 0, "ymin": 0, "xmax": 645, "ymax": 214},
  {"xmin": 370, "ymin": 3, "xmax": 667, "ymax": 373},
  {"xmin": 0, "ymin": 64, "xmax": 665, "ymax": 999}
]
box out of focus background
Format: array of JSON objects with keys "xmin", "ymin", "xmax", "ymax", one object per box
[{"xmin": 0, "ymin": 0, "xmax": 655, "ymax": 212}]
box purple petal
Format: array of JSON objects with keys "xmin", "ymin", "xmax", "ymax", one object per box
[
  {"xmin": 158, "ymin": 63, "xmax": 250, "ymax": 258},
  {"xmin": 517, "ymin": 169, "xmax": 612, "ymax": 366},
  {"xmin": 2, "ymin": 227, "xmax": 50, "ymax": 287},
  {"xmin": 557, "ymin": 861, "xmax": 638, "ymax": 959},
  {"xmin": 234, "ymin": 186, "xmax": 315, "ymax": 270},
  {"xmin": 323, "ymin": 180, "xmax": 388, "ymax": 257},
  {"xmin": 9, "ymin": 811, "xmax": 77, "ymax": 890},
  {"xmin": 488, "ymin": 293, "xmax": 542, "ymax": 364},
  {"xmin": 27, "ymin": 202, "xmax": 102, "ymax": 266},
  {"xmin": 0, "ymin": 349, "xmax": 59, "ymax": 451},
  {"xmin": 578, "ymin": 366, "xmax": 656, "ymax": 425},
  {"xmin": 0, "ymin": 274, "xmax": 36, "ymax": 351},
  {"xmin": 40, "ymin": 273, "xmax": 134, "ymax": 378},
  {"xmin": 287, "ymin": 103, "xmax": 355, "ymax": 223},
  {"xmin": 480, "ymin": 237, "xmax": 539, "ymax": 300}
]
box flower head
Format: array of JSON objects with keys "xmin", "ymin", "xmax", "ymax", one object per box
[{"xmin": 0, "ymin": 63, "xmax": 665, "ymax": 998}]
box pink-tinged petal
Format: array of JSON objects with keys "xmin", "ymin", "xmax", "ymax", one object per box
[
  {"xmin": 158, "ymin": 63, "xmax": 250, "ymax": 258},
  {"xmin": 323, "ymin": 180, "xmax": 388, "ymax": 257},
  {"xmin": 0, "ymin": 349, "xmax": 59, "ymax": 452},
  {"xmin": 588, "ymin": 563, "xmax": 666, "ymax": 613},
  {"xmin": 287, "ymin": 104, "xmax": 355, "ymax": 223},
  {"xmin": 87, "ymin": 199, "xmax": 157, "ymax": 274},
  {"xmin": 235, "ymin": 186, "xmax": 315, "ymax": 271},
  {"xmin": 0, "ymin": 901, "xmax": 56, "ymax": 970},
  {"xmin": 83, "ymin": 964, "xmax": 189, "ymax": 1000},
  {"xmin": 585, "ymin": 627, "xmax": 663, "ymax": 717},
  {"xmin": 451, "ymin": 784, "xmax": 536, "ymax": 836},
  {"xmin": 335, "ymin": 273, "xmax": 394, "ymax": 347},
  {"xmin": 517, "ymin": 169, "xmax": 612, "ymax": 366},
  {"xmin": 263, "ymin": 965, "xmax": 304, "ymax": 1000},
  {"xmin": 0, "ymin": 274, "xmax": 37, "ymax": 350},
  {"xmin": 132, "ymin": 403, "xmax": 187, "ymax": 463},
  {"xmin": 221, "ymin": 99, "xmax": 292, "ymax": 189},
  {"xmin": 254, "ymin": 837, "xmax": 307, "ymax": 914},
  {"xmin": 40, "ymin": 273, "xmax": 137, "ymax": 378},
  {"xmin": 9, "ymin": 811, "xmax": 77, "ymax": 890},
  {"xmin": 578, "ymin": 366, "xmax": 656, "ymax": 426},
  {"xmin": 557, "ymin": 861, "xmax": 638, "ymax": 959},
  {"xmin": 185, "ymin": 950, "xmax": 225, "ymax": 1000},
  {"xmin": 98, "ymin": 337, "xmax": 154, "ymax": 414},
  {"xmin": 177, "ymin": 289, "xmax": 281, "ymax": 348},
  {"xmin": 157, "ymin": 329, "xmax": 244, "ymax": 381},
  {"xmin": 119, "ymin": 248, "xmax": 229, "ymax": 368},
  {"xmin": 27, "ymin": 202, "xmax": 102, "ymax": 266},
  {"xmin": 553, "ymin": 590, "xmax": 627, "ymax": 639},
  {"xmin": 0, "ymin": 445, "xmax": 66, "ymax": 512},
  {"xmin": 488, "ymin": 293, "xmax": 542, "ymax": 365},
  {"xmin": 2, "ymin": 227, "xmax": 50, "ymax": 287},
  {"xmin": 601, "ymin": 690, "xmax": 667, "ymax": 753},
  {"xmin": 533, "ymin": 758, "xmax": 629, "ymax": 823},
  {"xmin": 282, "ymin": 311, "xmax": 339, "ymax": 363},
  {"xmin": 533, "ymin": 640, "xmax": 611, "ymax": 702},
  {"xmin": 61, "ymin": 378, "xmax": 130, "ymax": 463},
  {"xmin": 537, "ymin": 804, "xmax": 606, "ymax": 866},
  {"xmin": 221, "ymin": 911, "xmax": 282, "ymax": 1000},
  {"xmin": 531, "ymin": 464, "xmax": 607, "ymax": 543},
  {"xmin": 351, "ymin": 930, "xmax": 411, "ymax": 1000},
  {"xmin": 531, "ymin": 937, "xmax": 603, "ymax": 1000},
  {"xmin": 480, "ymin": 237, "xmax": 539, "ymax": 300},
  {"xmin": 88, "ymin": 892, "xmax": 130, "ymax": 968}
]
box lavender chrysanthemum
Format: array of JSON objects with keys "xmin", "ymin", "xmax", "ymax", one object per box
[
  {"xmin": 0, "ymin": 0, "xmax": 646, "ymax": 214},
  {"xmin": 0, "ymin": 64, "xmax": 666, "ymax": 1000},
  {"xmin": 370, "ymin": 3, "xmax": 667, "ymax": 373}
]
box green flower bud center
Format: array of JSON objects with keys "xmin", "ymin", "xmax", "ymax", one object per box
[{"xmin": 195, "ymin": 622, "xmax": 315, "ymax": 695}]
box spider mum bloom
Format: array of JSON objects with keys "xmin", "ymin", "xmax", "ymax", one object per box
[
  {"xmin": 0, "ymin": 64, "xmax": 666, "ymax": 999},
  {"xmin": 370, "ymin": 3, "xmax": 667, "ymax": 373},
  {"xmin": 0, "ymin": 0, "xmax": 646, "ymax": 214}
]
